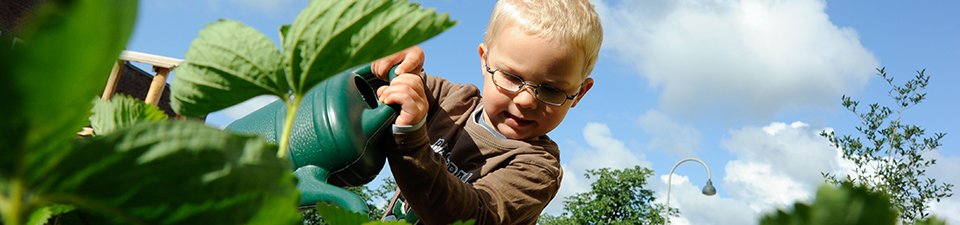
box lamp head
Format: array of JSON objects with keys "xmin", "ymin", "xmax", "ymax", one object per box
[{"xmin": 702, "ymin": 179, "xmax": 717, "ymax": 196}]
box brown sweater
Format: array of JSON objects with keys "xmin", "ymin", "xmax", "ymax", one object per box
[{"xmin": 386, "ymin": 74, "xmax": 562, "ymax": 225}]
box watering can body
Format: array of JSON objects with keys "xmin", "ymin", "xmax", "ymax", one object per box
[{"xmin": 226, "ymin": 65, "xmax": 397, "ymax": 213}]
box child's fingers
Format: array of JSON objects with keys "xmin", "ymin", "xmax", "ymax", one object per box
[
  {"xmin": 376, "ymin": 86, "xmax": 388, "ymax": 102},
  {"xmin": 395, "ymin": 46, "xmax": 425, "ymax": 74},
  {"xmin": 372, "ymin": 46, "xmax": 424, "ymax": 80},
  {"xmin": 372, "ymin": 53, "xmax": 404, "ymax": 79},
  {"xmin": 377, "ymin": 74, "xmax": 428, "ymax": 126},
  {"xmin": 378, "ymin": 86, "xmax": 426, "ymax": 125},
  {"xmin": 393, "ymin": 73, "xmax": 424, "ymax": 91},
  {"xmin": 378, "ymin": 82, "xmax": 422, "ymax": 105},
  {"xmin": 377, "ymin": 74, "xmax": 423, "ymax": 104}
]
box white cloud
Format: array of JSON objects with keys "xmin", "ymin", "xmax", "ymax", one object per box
[
  {"xmin": 660, "ymin": 174, "xmax": 756, "ymax": 225},
  {"xmin": 724, "ymin": 161, "xmax": 811, "ymax": 212},
  {"xmin": 594, "ymin": 0, "xmax": 878, "ymax": 119},
  {"xmin": 723, "ymin": 121, "xmax": 848, "ymax": 185},
  {"xmin": 578, "ymin": 122, "xmax": 649, "ymax": 170},
  {"xmin": 925, "ymin": 151, "xmax": 960, "ymax": 224},
  {"xmin": 661, "ymin": 121, "xmax": 849, "ymax": 224},
  {"xmin": 637, "ymin": 110, "xmax": 701, "ymax": 156},
  {"xmin": 546, "ymin": 123, "xmax": 649, "ymax": 215},
  {"xmin": 546, "ymin": 122, "xmax": 760, "ymax": 225},
  {"xmin": 931, "ymin": 199, "xmax": 960, "ymax": 225}
]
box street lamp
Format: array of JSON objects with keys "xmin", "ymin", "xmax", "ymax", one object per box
[{"xmin": 666, "ymin": 157, "xmax": 716, "ymax": 221}]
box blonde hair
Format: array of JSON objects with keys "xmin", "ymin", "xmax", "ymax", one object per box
[{"xmin": 484, "ymin": 0, "xmax": 603, "ymax": 78}]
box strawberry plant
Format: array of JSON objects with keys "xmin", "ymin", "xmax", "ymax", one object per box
[
  {"xmin": 170, "ymin": 0, "xmax": 455, "ymax": 158},
  {"xmin": 0, "ymin": 0, "xmax": 300, "ymax": 224}
]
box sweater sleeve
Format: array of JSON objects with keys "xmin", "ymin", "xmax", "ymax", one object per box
[{"xmin": 388, "ymin": 127, "xmax": 561, "ymax": 225}]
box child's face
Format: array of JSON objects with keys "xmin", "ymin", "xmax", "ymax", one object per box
[{"xmin": 478, "ymin": 23, "xmax": 595, "ymax": 140}]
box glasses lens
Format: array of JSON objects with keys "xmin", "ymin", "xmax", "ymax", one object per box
[
  {"xmin": 493, "ymin": 71, "xmax": 523, "ymax": 92},
  {"xmin": 536, "ymin": 86, "xmax": 567, "ymax": 105}
]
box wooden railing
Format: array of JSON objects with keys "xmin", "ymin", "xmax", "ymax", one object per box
[
  {"xmin": 101, "ymin": 50, "xmax": 183, "ymax": 105},
  {"xmin": 80, "ymin": 51, "xmax": 184, "ymax": 136}
]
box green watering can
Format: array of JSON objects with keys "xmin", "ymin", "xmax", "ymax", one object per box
[{"xmin": 226, "ymin": 64, "xmax": 398, "ymax": 213}]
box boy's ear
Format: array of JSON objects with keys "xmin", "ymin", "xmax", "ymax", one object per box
[
  {"xmin": 478, "ymin": 43, "xmax": 488, "ymax": 76},
  {"xmin": 478, "ymin": 43, "xmax": 487, "ymax": 61},
  {"xmin": 570, "ymin": 77, "xmax": 594, "ymax": 108}
]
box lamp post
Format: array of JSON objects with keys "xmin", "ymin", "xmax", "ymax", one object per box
[{"xmin": 665, "ymin": 157, "xmax": 716, "ymax": 223}]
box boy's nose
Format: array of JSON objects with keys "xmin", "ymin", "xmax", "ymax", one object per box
[{"xmin": 513, "ymin": 88, "xmax": 539, "ymax": 110}]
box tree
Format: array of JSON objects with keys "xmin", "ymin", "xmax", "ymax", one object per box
[
  {"xmin": 349, "ymin": 177, "xmax": 399, "ymax": 220},
  {"xmin": 820, "ymin": 67, "xmax": 953, "ymax": 224},
  {"xmin": 539, "ymin": 166, "xmax": 676, "ymax": 225}
]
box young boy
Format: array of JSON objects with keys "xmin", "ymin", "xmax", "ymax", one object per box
[{"xmin": 372, "ymin": 0, "xmax": 601, "ymax": 224}]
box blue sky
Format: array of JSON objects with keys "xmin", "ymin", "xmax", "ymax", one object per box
[{"xmin": 126, "ymin": 0, "xmax": 959, "ymax": 223}]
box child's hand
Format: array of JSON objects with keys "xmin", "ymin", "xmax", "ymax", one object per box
[
  {"xmin": 372, "ymin": 46, "xmax": 424, "ymax": 81},
  {"xmin": 377, "ymin": 73, "xmax": 427, "ymax": 126}
]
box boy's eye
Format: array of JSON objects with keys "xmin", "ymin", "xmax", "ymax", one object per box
[
  {"xmin": 538, "ymin": 85, "xmax": 567, "ymax": 98},
  {"xmin": 539, "ymin": 85, "xmax": 565, "ymax": 93},
  {"xmin": 502, "ymin": 72, "xmax": 523, "ymax": 84}
]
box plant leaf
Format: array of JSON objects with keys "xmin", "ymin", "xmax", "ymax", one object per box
[
  {"xmin": 0, "ymin": 0, "xmax": 137, "ymax": 181},
  {"xmin": 90, "ymin": 94, "xmax": 169, "ymax": 136},
  {"xmin": 26, "ymin": 204, "xmax": 75, "ymax": 225},
  {"xmin": 280, "ymin": 24, "xmax": 291, "ymax": 41},
  {"xmin": 171, "ymin": 19, "xmax": 286, "ymax": 117},
  {"xmin": 315, "ymin": 202, "xmax": 371, "ymax": 225},
  {"xmin": 283, "ymin": 0, "xmax": 455, "ymax": 94},
  {"xmin": 28, "ymin": 121, "xmax": 300, "ymax": 225}
]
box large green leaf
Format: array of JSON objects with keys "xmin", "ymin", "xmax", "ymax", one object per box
[
  {"xmin": 28, "ymin": 121, "xmax": 300, "ymax": 225},
  {"xmin": 90, "ymin": 94, "xmax": 169, "ymax": 136},
  {"xmin": 0, "ymin": 0, "xmax": 137, "ymax": 184},
  {"xmin": 171, "ymin": 19, "xmax": 286, "ymax": 117},
  {"xmin": 283, "ymin": 0, "xmax": 455, "ymax": 94}
]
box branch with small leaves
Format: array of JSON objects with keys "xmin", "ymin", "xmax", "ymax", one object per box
[{"xmin": 820, "ymin": 67, "xmax": 952, "ymax": 224}]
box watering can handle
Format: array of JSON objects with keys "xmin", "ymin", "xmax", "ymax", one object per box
[{"xmin": 354, "ymin": 64, "xmax": 400, "ymax": 90}]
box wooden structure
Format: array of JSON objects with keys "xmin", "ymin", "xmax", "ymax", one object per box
[
  {"xmin": 101, "ymin": 50, "xmax": 183, "ymax": 117},
  {"xmin": 78, "ymin": 51, "xmax": 185, "ymax": 136}
]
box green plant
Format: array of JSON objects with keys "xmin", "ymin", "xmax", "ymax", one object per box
[
  {"xmin": 820, "ymin": 67, "xmax": 953, "ymax": 223},
  {"xmin": 540, "ymin": 166, "xmax": 676, "ymax": 225},
  {"xmin": 760, "ymin": 182, "xmax": 947, "ymax": 225},
  {"xmin": 90, "ymin": 94, "xmax": 169, "ymax": 135},
  {"xmin": 169, "ymin": 0, "xmax": 456, "ymax": 158},
  {"xmin": 0, "ymin": 0, "xmax": 300, "ymax": 224}
]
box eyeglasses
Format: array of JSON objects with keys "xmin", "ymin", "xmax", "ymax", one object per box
[{"xmin": 483, "ymin": 54, "xmax": 581, "ymax": 106}]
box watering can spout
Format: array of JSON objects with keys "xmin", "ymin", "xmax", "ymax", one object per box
[{"xmin": 226, "ymin": 64, "xmax": 399, "ymax": 213}]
